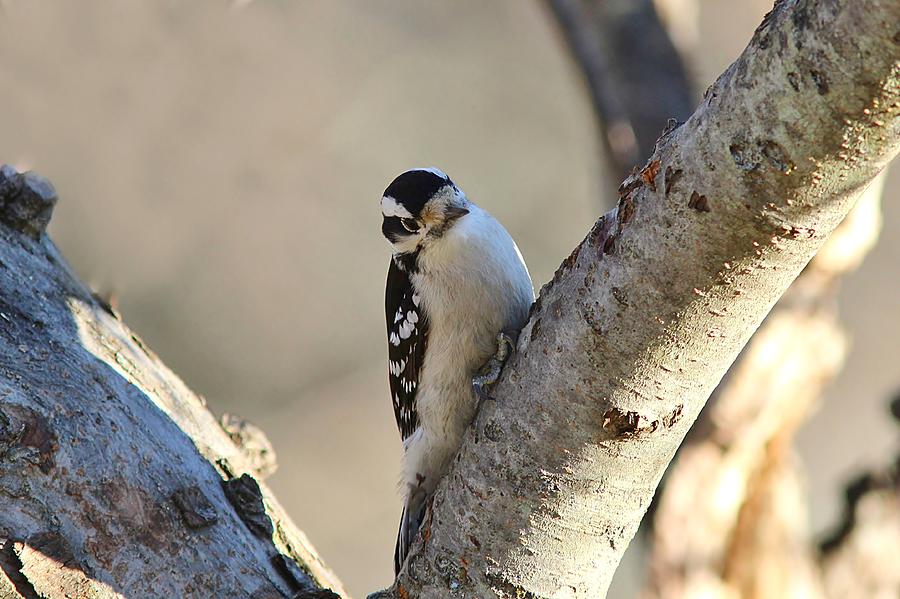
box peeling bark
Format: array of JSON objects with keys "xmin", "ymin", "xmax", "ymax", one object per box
[{"xmin": 381, "ymin": 1, "xmax": 900, "ymax": 597}]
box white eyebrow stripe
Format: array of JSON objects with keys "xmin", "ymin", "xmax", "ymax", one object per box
[{"xmin": 381, "ymin": 196, "xmax": 414, "ymax": 218}]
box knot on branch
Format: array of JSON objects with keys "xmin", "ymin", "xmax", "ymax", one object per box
[
  {"xmin": 0, "ymin": 165, "xmax": 58, "ymax": 239},
  {"xmin": 271, "ymin": 554, "xmax": 341, "ymax": 599},
  {"xmin": 171, "ymin": 485, "xmax": 219, "ymax": 530}
]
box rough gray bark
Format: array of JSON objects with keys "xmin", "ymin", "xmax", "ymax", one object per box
[
  {"xmin": 0, "ymin": 166, "xmax": 346, "ymax": 597},
  {"xmin": 379, "ymin": 1, "xmax": 900, "ymax": 597}
]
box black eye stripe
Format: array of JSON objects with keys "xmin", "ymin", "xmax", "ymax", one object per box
[
  {"xmin": 382, "ymin": 216, "xmax": 414, "ymax": 242},
  {"xmin": 400, "ymin": 218, "xmax": 420, "ymax": 232}
]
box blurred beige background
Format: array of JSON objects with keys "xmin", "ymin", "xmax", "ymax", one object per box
[{"xmin": 0, "ymin": 1, "xmax": 896, "ymax": 596}]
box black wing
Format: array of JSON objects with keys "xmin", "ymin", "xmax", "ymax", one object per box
[{"xmin": 385, "ymin": 258, "xmax": 428, "ymax": 441}]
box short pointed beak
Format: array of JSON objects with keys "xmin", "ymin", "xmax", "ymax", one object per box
[{"xmin": 444, "ymin": 205, "xmax": 469, "ymax": 223}]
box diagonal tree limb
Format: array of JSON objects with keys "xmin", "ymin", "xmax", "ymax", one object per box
[
  {"xmin": 624, "ymin": 1, "xmax": 896, "ymax": 593},
  {"xmin": 379, "ymin": 1, "xmax": 900, "ymax": 597},
  {"xmin": 0, "ymin": 167, "xmax": 347, "ymax": 598}
]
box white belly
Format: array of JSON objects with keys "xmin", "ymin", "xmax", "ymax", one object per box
[{"xmin": 400, "ymin": 204, "xmax": 533, "ymax": 495}]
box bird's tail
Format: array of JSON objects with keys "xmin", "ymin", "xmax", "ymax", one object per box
[{"xmin": 394, "ymin": 488, "xmax": 428, "ymax": 575}]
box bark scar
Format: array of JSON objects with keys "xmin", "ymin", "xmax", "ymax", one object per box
[
  {"xmin": 641, "ymin": 160, "xmax": 661, "ymax": 192},
  {"xmin": 602, "ymin": 408, "xmax": 656, "ymax": 437},
  {"xmin": 1, "ymin": 406, "xmax": 58, "ymax": 474},
  {"xmin": 222, "ymin": 474, "xmax": 274, "ymax": 538},
  {"xmin": 602, "ymin": 404, "xmax": 684, "ymax": 439},
  {"xmin": 172, "ymin": 485, "xmax": 218, "ymax": 530},
  {"xmin": 689, "ymin": 191, "xmax": 711, "ymax": 212}
]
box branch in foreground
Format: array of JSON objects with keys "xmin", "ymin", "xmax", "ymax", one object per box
[
  {"xmin": 384, "ymin": 1, "xmax": 900, "ymax": 597},
  {"xmin": 0, "ymin": 166, "xmax": 346, "ymax": 597}
]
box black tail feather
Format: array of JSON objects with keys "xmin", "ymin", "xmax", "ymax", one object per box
[{"xmin": 394, "ymin": 494, "xmax": 428, "ymax": 575}]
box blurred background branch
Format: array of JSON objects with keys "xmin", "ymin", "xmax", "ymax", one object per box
[
  {"xmin": 819, "ymin": 406, "xmax": 900, "ymax": 599},
  {"xmin": 645, "ymin": 175, "xmax": 896, "ymax": 599},
  {"xmin": 544, "ymin": 0, "xmax": 694, "ymax": 182}
]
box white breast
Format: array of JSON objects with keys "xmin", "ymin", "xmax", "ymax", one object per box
[{"xmin": 402, "ymin": 203, "xmax": 534, "ymax": 493}]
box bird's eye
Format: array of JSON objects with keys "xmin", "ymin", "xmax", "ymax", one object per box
[{"xmin": 400, "ymin": 218, "xmax": 420, "ymax": 233}]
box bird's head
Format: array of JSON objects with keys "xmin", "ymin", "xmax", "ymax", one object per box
[{"xmin": 380, "ymin": 168, "xmax": 470, "ymax": 256}]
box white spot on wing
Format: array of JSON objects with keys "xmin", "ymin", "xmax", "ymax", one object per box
[{"xmin": 398, "ymin": 320, "xmax": 415, "ymax": 339}]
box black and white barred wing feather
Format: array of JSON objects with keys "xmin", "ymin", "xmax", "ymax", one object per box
[{"xmin": 385, "ymin": 259, "xmax": 428, "ymax": 441}]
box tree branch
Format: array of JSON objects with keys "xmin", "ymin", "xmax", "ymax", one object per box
[
  {"xmin": 819, "ymin": 400, "xmax": 900, "ymax": 599},
  {"xmin": 644, "ymin": 172, "xmax": 887, "ymax": 599},
  {"xmin": 545, "ymin": 0, "xmax": 694, "ymax": 181},
  {"xmin": 383, "ymin": 1, "xmax": 900, "ymax": 596},
  {"xmin": 0, "ymin": 166, "xmax": 346, "ymax": 597}
]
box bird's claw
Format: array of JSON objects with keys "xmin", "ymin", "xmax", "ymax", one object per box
[{"xmin": 472, "ymin": 330, "xmax": 519, "ymax": 405}]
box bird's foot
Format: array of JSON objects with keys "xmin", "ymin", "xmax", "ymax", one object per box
[{"xmin": 473, "ymin": 329, "xmax": 519, "ymax": 404}]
